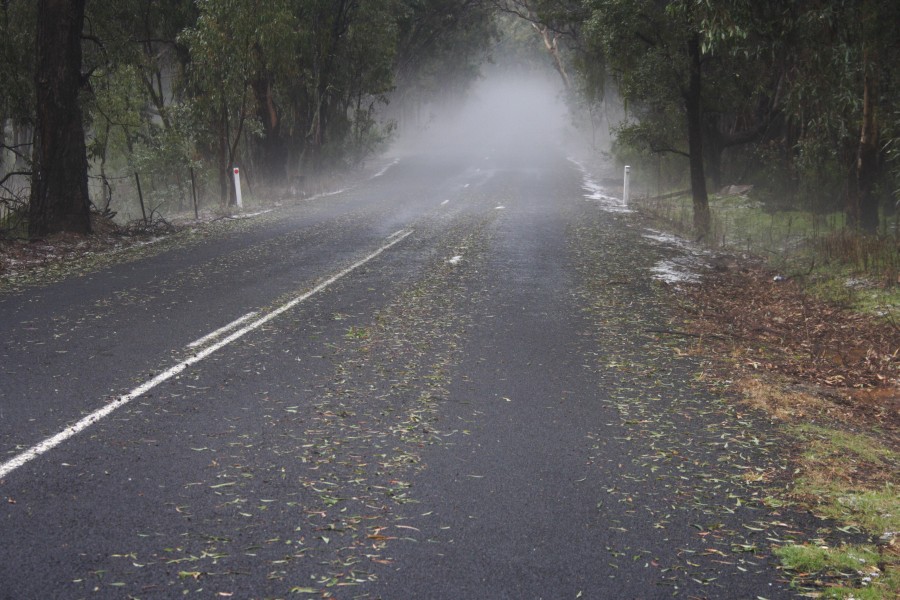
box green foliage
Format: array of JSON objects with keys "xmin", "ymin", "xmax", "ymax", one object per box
[
  {"xmin": 0, "ymin": 0, "xmax": 36, "ymax": 126},
  {"xmin": 776, "ymin": 543, "xmax": 881, "ymax": 576},
  {"xmin": 775, "ymin": 543, "xmax": 898, "ymax": 599},
  {"xmin": 4, "ymin": 0, "xmax": 497, "ymax": 220},
  {"xmin": 394, "ymin": 0, "xmax": 497, "ymax": 105},
  {"xmin": 771, "ymin": 424, "xmax": 899, "ymax": 598},
  {"xmin": 554, "ymin": 0, "xmax": 900, "ymax": 230}
]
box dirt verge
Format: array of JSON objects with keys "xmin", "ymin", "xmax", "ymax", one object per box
[{"xmin": 677, "ymin": 263, "xmax": 899, "ymax": 442}]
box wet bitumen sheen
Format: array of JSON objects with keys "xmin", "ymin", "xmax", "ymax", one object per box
[{"xmin": 1, "ymin": 146, "xmax": 824, "ymax": 598}]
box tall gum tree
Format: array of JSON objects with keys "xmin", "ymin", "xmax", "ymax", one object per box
[
  {"xmin": 582, "ymin": 0, "xmax": 713, "ymax": 237},
  {"xmin": 180, "ymin": 0, "xmax": 284, "ymax": 206},
  {"xmin": 29, "ymin": 0, "xmax": 91, "ymax": 236},
  {"xmin": 711, "ymin": 0, "xmax": 899, "ymax": 230}
]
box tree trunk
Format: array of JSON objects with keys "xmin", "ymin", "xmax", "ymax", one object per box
[
  {"xmin": 684, "ymin": 35, "xmax": 710, "ymax": 238},
  {"xmin": 29, "ymin": 0, "xmax": 91, "ymax": 237},
  {"xmin": 704, "ymin": 123, "xmax": 723, "ymax": 193},
  {"xmin": 217, "ymin": 112, "xmax": 229, "ymax": 207},
  {"xmin": 252, "ymin": 75, "xmax": 287, "ymax": 182},
  {"xmin": 533, "ymin": 23, "xmax": 571, "ymax": 91},
  {"xmin": 850, "ymin": 45, "xmax": 880, "ymax": 232}
]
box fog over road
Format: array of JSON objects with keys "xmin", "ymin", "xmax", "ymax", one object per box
[{"xmin": 0, "ymin": 83, "xmax": 822, "ymax": 598}]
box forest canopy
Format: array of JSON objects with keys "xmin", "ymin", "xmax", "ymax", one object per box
[
  {"xmin": 1, "ymin": 0, "xmax": 898, "ymax": 237},
  {"xmin": 2, "ymin": 0, "xmax": 498, "ymax": 235}
]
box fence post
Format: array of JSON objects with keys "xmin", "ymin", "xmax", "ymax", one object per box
[
  {"xmin": 623, "ymin": 165, "xmax": 631, "ymax": 205},
  {"xmin": 232, "ymin": 167, "xmax": 243, "ymax": 210},
  {"xmin": 134, "ymin": 172, "xmax": 147, "ymax": 223},
  {"xmin": 190, "ymin": 167, "xmax": 199, "ymax": 220}
]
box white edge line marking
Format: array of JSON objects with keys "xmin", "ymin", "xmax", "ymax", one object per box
[
  {"xmin": 0, "ymin": 229, "xmax": 414, "ymax": 480},
  {"xmin": 187, "ymin": 311, "xmax": 258, "ymax": 349},
  {"xmin": 370, "ymin": 158, "xmax": 400, "ymax": 179}
]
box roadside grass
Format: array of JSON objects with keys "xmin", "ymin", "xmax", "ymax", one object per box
[
  {"xmin": 631, "ymin": 190, "xmax": 900, "ymax": 598},
  {"xmin": 0, "ymin": 204, "xmax": 28, "ymax": 239},
  {"xmin": 773, "ymin": 543, "xmax": 898, "ymax": 599},
  {"xmin": 791, "ymin": 425, "xmax": 898, "ymax": 535},
  {"xmin": 632, "ymin": 192, "xmax": 899, "ymax": 321},
  {"xmin": 734, "ymin": 380, "xmax": 900, "ymax": 598}
]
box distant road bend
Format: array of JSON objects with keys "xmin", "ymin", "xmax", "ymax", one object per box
[{"xmin": 2, "ymin": 144, "xmax": 815, "ymax": 598}]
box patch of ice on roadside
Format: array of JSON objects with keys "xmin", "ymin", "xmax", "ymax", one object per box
[
  {"xmin": 642, "ymin": 228, "xmax": 712, "ymax": 284},
  {"xmin": 306, "ymin": 188, "xmax": 347, "ymax": 201},
  {"xmin": 845, "ymin": 277, "xmax": 874, "ymax": 289},
  {"xmin": 229, "ymin": 209, "xmax": 274, "ymax": 220},
  {"xmin": 370, "ymin": 158, "xmax": 400, "ymax": 179},
  {"xmin": 567, "ymin": 156, "xmax": 632, "ymax": 213},
  {"xmin": 131, "ymin": 237, "xmax": 165, "ymax": 248},
  {"xmin": 651, "ymin": 258, "xmax": 703, "ymax": 284},
  {"xmin": 642, "ymin": 229, "xmax": 707, "ymax": 255}
]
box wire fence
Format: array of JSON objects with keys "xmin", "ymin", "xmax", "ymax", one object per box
[
  {"xmin": 90, "ymin": 165, "xmax": 209, "ymax": 224},
  {"xmin": 1, "ymin": 165, "xmax": 212, "ymax": 238},
  {"xmin": 632, "ymin": 190, "xmax": 900, "ymax": 287}
]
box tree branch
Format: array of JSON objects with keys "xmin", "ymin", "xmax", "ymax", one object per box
[{"xmin": 0, "ymin": 171, "xmax": 31, "ymax": 187}]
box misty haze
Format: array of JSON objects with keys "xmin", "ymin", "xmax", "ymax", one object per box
[{"xmin": 397, "ymin": 73, "xmax": 572, "ymax": 163}]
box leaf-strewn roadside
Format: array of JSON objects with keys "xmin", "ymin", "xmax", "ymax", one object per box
[{"xmin": 673, "ymin": 262, "xmax": 899, "ymax": 598}]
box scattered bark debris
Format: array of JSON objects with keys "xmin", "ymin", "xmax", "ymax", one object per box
[
  {"xmin": 677, "ymin": 264, "xmax": 899, "ymax": 435},
  {"xmin": 0, "ymin": 214, "xmax": 177, "ymax": 278}
]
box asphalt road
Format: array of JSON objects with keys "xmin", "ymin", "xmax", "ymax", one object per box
[{"xmin": 1, "ymin": 144, "xmax": 820, "ymax": 598}]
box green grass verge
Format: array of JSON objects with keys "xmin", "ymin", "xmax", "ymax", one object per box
[
  {"xmin": 774, "ymin": 543, "xmax": 899, "ymax": 599},
  {"xmin": 773, "ymin": 425, "xmax": 900, "ymax": 598}
]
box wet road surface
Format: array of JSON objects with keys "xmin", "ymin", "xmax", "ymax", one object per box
[{"xmin": 0, "ymin": 145, "xmax": 818, "ymax": 598}]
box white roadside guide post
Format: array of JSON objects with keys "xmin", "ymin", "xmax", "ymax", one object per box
[
  {"xmin": 233, "ymin": 167, "xmax": 244, "ymax": 210},
  {"xmin": 623, "ymin": 165, "xmax": 631, "ymax": 205}
]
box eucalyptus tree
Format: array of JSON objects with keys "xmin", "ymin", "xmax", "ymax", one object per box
[
  {"xmin": 247, "ymin": 0, "xmax": 495, "ymax": 178},
  {"xmin": 772, "ymin": 0, "xmax": 900, "ymax": 230},
  {"xmin": 338, "ymin": 0, "xmax": 402, "ymax": 165},
  {"xmin": 298, "ymin": 0, "xmax": 398, "ymax": 169},
  {"xmin": 0, "ymin": 0, "xmax": 35, "ymax": 216},
  {"xmin": 29, "ymin": 0, "xmax": 92, "ymax": 236},
  {"xmin": 0, "ymin": 0, "xmax": 35, "ymax": 154},
  {"xmin": 241, "ymin": 0, "xmax": 403, "ymax": 180},
  {"xmin": 492, "ymin": 1, "xmax": 572, "ymax": 89},
  {"xmin": 180, "ymin": 0, "xmax": 292, "ymax": 205},
  {"xmin": 82, "ymin": 0, "xmax": 198, "ymax": 202},
  {"xmin": 580, "ymin": 0, "xmax": 728, "ymax": 236},
  {"xmin": 393, "ymin": 0, "xmax": 497, "ymax": 122},
  {"xmin": 682, "ymin": 0, "xmax": 899, "ymax": 230}
]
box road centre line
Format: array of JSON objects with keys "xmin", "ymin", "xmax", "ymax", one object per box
[
  {"xmin": 0, "ymin": 230, "xmax": 414, "ymax": 480},
  {"xmin": 187, "ymin": 311, "xmax": 258, "ymax": 349}
]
